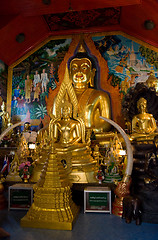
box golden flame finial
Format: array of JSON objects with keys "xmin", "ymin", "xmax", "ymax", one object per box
[{"xmin": 77, "ymin": 36, "xmax": 86, "ymax": 53}]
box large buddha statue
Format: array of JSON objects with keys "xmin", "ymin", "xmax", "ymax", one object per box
[
  {"xmin": 68, "ymin": 40, "xmax": 111, "ymax": 133},
  {"xmin": 131, "ymin": 97, "xmax": 157, "ymax": 141}
]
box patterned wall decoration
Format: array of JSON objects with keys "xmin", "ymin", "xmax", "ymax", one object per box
[
  {"xmin": 44, "ymin": 7, "xmax": 120, "ymax": 31},
  {"xmin": 11, "ymin": 38, "xmax": 72, "ymax": 125}
]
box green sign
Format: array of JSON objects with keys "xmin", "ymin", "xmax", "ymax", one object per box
[
  {"xmin": 89, "ymin": 192, "xmax": 107, "ymax": 206},
  {"xmin": 10, "ymin": 189, "xmax": 32, "ymax": 208}
]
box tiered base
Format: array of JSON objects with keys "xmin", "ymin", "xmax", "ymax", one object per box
[{"xmin": 21, "ymin": 209, "xmax": 79, "ymax": 230}]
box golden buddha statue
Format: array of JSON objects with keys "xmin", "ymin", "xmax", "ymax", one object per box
[
  {"xmin": 52, "ymin": 101, "xmax": 82, "ymax": 147},
  {"xmin": 16, "ymin": 135, "xmax": 29, "ymax": 162},
  {"xmin": 68, "ymin": 40, "xmax": 111, "ymax": 133},
  {"xmin": 131, "ymin": 97, "xmax": 157, "ymax": 142},
  {"xmin": 146, "ymin": 70, "xmax": 158, "ymax": 90},
  {"xmin": 6, "ymin": 152, "xmax": 22, "ymax": 182},
  {"xmin": 50, "ymin": 66, "xmax": 97, "ymax": 183},
  {"xmin": 0, "ymin": 101, "xmax": 11, "ymax": 133}
]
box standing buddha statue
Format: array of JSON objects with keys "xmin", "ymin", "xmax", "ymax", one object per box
[{"xmin": 0, "ymin": 101, "xmax": 11, "ymax": 133}]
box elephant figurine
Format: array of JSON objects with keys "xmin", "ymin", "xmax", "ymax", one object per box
[{"xmin": 122, "ymin": 195, "xmax": 142, "ymax": 225}]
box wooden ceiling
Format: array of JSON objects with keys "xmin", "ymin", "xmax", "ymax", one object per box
[{"xmin": 0, "ymin": 0, "xmax": 158, "ymax": 66}]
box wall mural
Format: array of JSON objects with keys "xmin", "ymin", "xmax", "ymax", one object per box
[
  {"xmin": 11, "ymin": 38, "xmax": 72, "ymax": 125},
  {"xmin": 10, "ymin": 33, "xmax": 158, "ymax": 127},
  {"xmin": 92, "ymin": 34, "xmax": 158, "ymax": 94}
]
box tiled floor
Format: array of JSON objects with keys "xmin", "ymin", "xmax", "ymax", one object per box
[{"xmin": 0, "ymin": 208, "xmax": 158, "ymax": 240}]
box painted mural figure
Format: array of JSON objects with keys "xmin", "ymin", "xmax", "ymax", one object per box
[
  {"xmin": 33, "ymin": 71, "xmax": 41, "ymax": 87},
  {"xmin": 121, "ymin": 77, "xmax": 130, "ymax": 94},
  {"xmin": 25, "ymin": 75, "xmax": 32, "ymax": 103},
  {"xmin": 11, "ymin": 96, "xmax": 18, "ymax": 115},
  {"xmin": 41, "ymin": 68, "xmax": 49, "ymax": 92},
  {"xmin": 13, "ymin": 85, "xmax": 21, "ymax": 99},
  {"xmin": 33, "ymin": 83, "xmax": 41, "ymax": 102},
  {"xmin": 49, "ymin": 63, "xmax": 57, "ymax": 90},
  {"xmin": 17, "ymin": 95, "xmax": 26, "ymax": 115}
]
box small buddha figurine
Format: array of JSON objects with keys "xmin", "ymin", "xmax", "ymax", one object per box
[
  {"xmin": 17, "ymin": 136, "xmax": 29, "ymax": 162},
  {"xmin": 68, "ymin": 40, "xmax": 111, "ymax": 133},
  {"xmin": 6, "ymin": 152, "xmax": 22, "ymax": 182},
  {"xmin": 53, "ymin": 101, "xmax": 82, "ymax": 147},
  {"xmin": 131, "ymin": 97, "xmax": 157, "ymax": 141}
]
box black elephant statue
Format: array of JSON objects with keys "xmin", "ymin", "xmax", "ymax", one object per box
[{"xmin": 122, "ymin": 195, "xmax": 142, "ymax": 225}]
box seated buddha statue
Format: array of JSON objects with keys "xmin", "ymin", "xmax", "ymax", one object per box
[
  {"xmin": 131, "ymin": 97, "xmax": 157, "ymax": 142},
  {"xmin": 53, "ymin": 101, "xmax": 82, "ymax": 148},
  {"xmin": 68, "ymin": 40, "xmax": 111, "ymax": 133},
  {"xmin": 6, "ymin": 152, "xmax": 22, "ymax": 182},
  {"xmin": 49, "ymin": 68, "xmax": 97, "ymax": 183}
]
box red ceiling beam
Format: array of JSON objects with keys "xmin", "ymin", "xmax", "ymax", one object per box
[
  {"xmin": 0, "ymin": 0, "xmax": 141, "ymax": 16},
  {"xmin": 120, "ymin": 0, "xmax": 158, "ymax": 48}
]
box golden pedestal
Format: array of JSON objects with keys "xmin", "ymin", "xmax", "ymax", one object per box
[
  {"xmin": 21, "ymin": 215, "xmax": 77, "ymax": 230},
  {"xmin": 21, "ymin": 146, "xmax": 80, "ymax": 230},
  {"xmin": 56, "ymin": 144, "xmax": 97, "ymax": 184}
]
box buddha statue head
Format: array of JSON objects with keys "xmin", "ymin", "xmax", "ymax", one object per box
[
  {"xmin": 24, "ymin": 122, "xmax": 31, "ymax": 132},
  {"xmin": 60, "ymin": 100, "xmax": 72, "ymax": 120},
  {"xmin": 146, "ymin": 70, "xmax": 158, "ymax": 90},
  {"xmin": 69, "ymin": 40, "xmax": 96, "ymax": 90},
  {"xmin": 137, "ymin": 97, "xmax": 147, "ymax": 114}
]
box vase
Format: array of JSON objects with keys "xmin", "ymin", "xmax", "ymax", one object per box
[
  {"xmin": 22, "ymin": 178, "xmax": 29, "ymax": 183},
  {"xmin": 24, "ymin": 179, "xmax": 28, "ymax": 183}
]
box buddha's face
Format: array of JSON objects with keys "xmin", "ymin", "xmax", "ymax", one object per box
[
  {"xmin": 148, "ymin": 80, "xmax": 156, "ymax": 88},
  {"xmin": 24, "ymin": 123, "xmax": 31, "ymax": 131},
  {"xmin": 62, "ymin": 106, "xmax": 71, "ymax": 119},
  {"xmin": 70, "ymin": 58, "xmax": 95, "ymax": 89}
]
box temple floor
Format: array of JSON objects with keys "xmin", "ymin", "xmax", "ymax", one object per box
[{"xmin": 0, "ymin": 208, "xmax": 158, "ymax": 240}]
